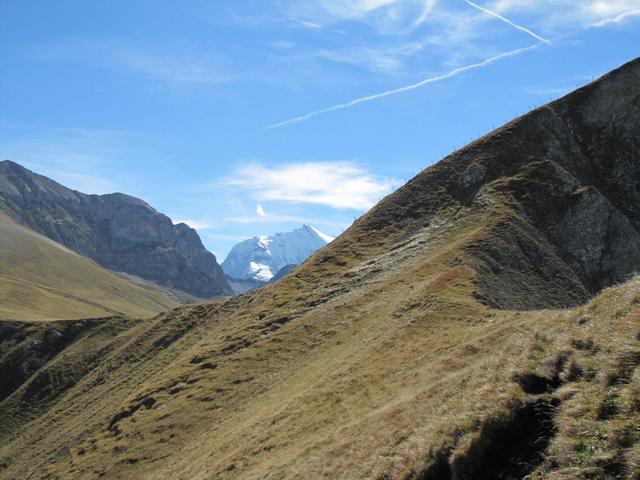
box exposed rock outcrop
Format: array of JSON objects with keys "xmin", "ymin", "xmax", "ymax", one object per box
[
  {"xmin": 0, "ymin": 161, "xmax": 231, "ymax": 298},
  {"xmin": 358, "ymin": 57, "xmax": 640, "ymax": 309}
]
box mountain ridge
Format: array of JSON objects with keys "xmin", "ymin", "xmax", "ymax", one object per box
[
  {"xmin": 0, "ymin": 160, "xmax": 232, "ymax": 298},
  {"xmin": 0, "ymin": 212, "xmax": 180, "ymax": 319},
  {"xmin": 349, "ymin": 55, "xmax": 640, "ymax": 309},
  {"xmin": 0, "ymin": 57, "xmax": 639, "ymax": 479}
]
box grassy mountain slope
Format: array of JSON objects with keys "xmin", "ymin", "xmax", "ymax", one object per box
[
  {"xmin": 0, "ymin": 58, "xmax": 639, "ymax": 479},
  {"xmin": 1, "ymin": 257, "xmax": 638, "ymax": 479},
  {"xmin": 0, "ymin": 213, "xmax": 180, "ymax": 320}
]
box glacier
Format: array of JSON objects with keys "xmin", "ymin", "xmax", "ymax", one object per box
[{"xmin": 221, "ymin": 224, "xmax": 333, "ymax": 282}]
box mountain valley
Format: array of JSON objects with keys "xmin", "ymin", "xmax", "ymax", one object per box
[{"xmin": 0, "ymin": 57, "xmax": 639, "ymax": 480}]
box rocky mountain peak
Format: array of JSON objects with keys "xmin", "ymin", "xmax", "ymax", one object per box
[
  {"xmin": 0, "ymin": 162, "xmax": 231, "ymax": 298},
  {"xmin": 345, "ymin": 56, "xmax": 640, "ymax": 310},
  {"xmin": 222, "ymin": 224, "xmax": 333, "ymax": 282}
]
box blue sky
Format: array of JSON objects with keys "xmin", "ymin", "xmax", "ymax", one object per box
[{"xmin": 1, "ymin": 0, "xmax": 639, "ymax": 260}]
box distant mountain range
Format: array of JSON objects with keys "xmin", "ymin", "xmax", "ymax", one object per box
[
  {"xmin": 0, "ymin": 160, "xmax": 333, "ymax": 305},
  {"xmin": 221, "ymin": 224, "xmax": 333, "ymax": 285},
  {"xmin": 0, "ymin": 160, "xmax": 231, "ymax": 298}
]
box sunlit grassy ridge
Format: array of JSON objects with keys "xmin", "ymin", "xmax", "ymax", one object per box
[
  {"xmin": 1, "ymin": 245, "xmax": 638, "ymax": 479},
  {"xmin": 1, "ymin": 198, "xmax": 638, "ymax": 479}
]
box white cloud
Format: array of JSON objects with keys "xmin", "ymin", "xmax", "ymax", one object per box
[
  {"xmin": 256, "ymin": 204, "xmax": 267, "ymax": 217},
  {"xmin": 304, "ymin": 0, "xmax": 402, "ymax": 22},
  {"xmin": 284, "ymin": 0, "xmax": 434, "ymax": 34},
  {"xmin": 489, "ymin": 0, "xmax": 640, "ymax": 30},
  {"xmin": 224, "ymin": 162, "xmax": 400, "ymax": 210},
  {"xmin": 40, "ymin": 38, "xmax": 237, "ymax": 87},
  {"xmin": 302, "ymin": 45, "xmax": 408, "ymax": 73},
  {"xmin": 588, "ymin": 8, "xmax": 640, "ymax": 27},
  {"xmin": 581, "ymin": 0, "xmax": 640, "ymax": 18},
  {"xmin": 261, "ymin": 0, "xmax": 640, "ymax": 128},
  {"xmin": 298, "ymin": 20, "xmax": 323, "ymax": 29},
  {"xmin": 287, "ymin": 0, "xmax": 640, "ymax": 41},
  {"xmin": 39, "ymin": 2, "xmax": 639, "ymax": 95},
  {"xmin": 173, "ymin": 219, "xmax": 219, "ymax": 230},
  {"xmin": 415, "ymin": 0, "xmax": 439, "ymax": 26}
]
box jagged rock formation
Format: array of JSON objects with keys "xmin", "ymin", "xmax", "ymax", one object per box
[
  {"xmin": 0, "ymin": 58, "xmax": 639, "ymax": 480},
  {"xmin": 0, "ymin": 161, "xmax": 231, "ymax": 298},
  {"xmin": 361, "ymin": 56, "xmax": 640, "ymax": 309}
]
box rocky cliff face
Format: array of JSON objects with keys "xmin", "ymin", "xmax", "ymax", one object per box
[
  {"xmin": 359, "ymin": 57, "xmax": 640, "ymax": 309},
  {"xmin": 0, "ymin": 161, "xmax": 231, "ymax": 298}
]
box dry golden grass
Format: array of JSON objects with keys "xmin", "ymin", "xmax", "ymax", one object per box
[
  {"xmin": 0, "ymin": 213, "xmax": 178, "ymax": 320},
  {"xmin": 1, "ymin": 198, "xmax": 638, "ymax": 479}
]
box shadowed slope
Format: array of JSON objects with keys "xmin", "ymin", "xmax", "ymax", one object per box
[{"xmin": 351, "ymin": 56, "xmax": 640, "ymax": 309}]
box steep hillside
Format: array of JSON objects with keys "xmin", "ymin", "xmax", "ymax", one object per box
[
  {"xmin": 356, "ymin": 56, "xmax": 640, "ymax": 310},
  {"xmin": 0, "ymin": 58, "xmax": 639, "ymax": 480},
  {"xmin": 0, "ymin": 161, "xmax": 231, "ymax": 298},
  {"xmin": 0, "ymin": 213, "xmax": 180, "ymax": 320}
]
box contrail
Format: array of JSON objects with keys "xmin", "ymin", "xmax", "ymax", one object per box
[
  {"xmin": 464, "ymin": 0, "xmax": 551, "ymax": 44},
  {"xmin": 265, "ymin": 43, "xmax": 540, "ymax": 130},
  {"xmin": 589, "ymin": 8, "xmax": 640, "ymax": 28},
  {"xmin": 415, "ymin": 0, "xmax": 438, "ymax": 27}
]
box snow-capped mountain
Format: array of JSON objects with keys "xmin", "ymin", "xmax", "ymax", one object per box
[{"xmin": 222, "ymin": 225, "xmax": 334, "ymax": 282}]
